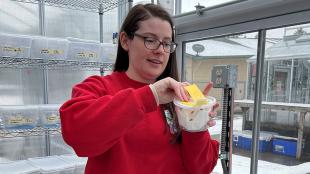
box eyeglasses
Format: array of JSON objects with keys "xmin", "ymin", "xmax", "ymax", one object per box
[{"xmin": 133, "ymin": 33, "xmax": 177, "ymax": 53}]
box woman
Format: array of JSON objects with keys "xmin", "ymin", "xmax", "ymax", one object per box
[{"xmin": 60, "ymin": 3, "xmax": 219, "ymax": 174}]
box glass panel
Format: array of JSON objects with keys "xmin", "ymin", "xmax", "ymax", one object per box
[
  {"xmin": 187, "ymin": 24, "xmax": 310, "ymax": 174},
  {"xmin": 0, "ymin": 0, "xmax": 39, "ymax": 35},
  {"xmin": 45, "ymin": 6, "xmax": 118, "ymax": 42},
  {"xmin": 256, "ymin": 24, "xmax": 310, "ymax": 174},
  {"xmin": 184, "ymin": 32, "xmax": 258, "ymax": 173}
]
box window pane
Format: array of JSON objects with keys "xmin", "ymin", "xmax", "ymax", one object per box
[
  {"xmin": 256, "ymin": 24, "xmax": 310, "ymax": 174},
  {"xmin": 184, "ymin": 32, "xmax": 258, "ymax": 173},
  {"xmin": 239, "ymin": 24, "xmax": 310, "ymax": 174},
  {"xmin": 184, "ymin": 27, "xmax": 310, "ymax": 173},
  {"xmin": 265, "ymin": 25, "xmax": 310, "ymax": 104}
]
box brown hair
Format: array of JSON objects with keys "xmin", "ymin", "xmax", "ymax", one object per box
[{"xmin": 114, "ymin": 4, "xmax": 181, "ymax": 143}]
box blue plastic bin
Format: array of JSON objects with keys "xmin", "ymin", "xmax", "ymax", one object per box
[
  {"xmin": 272, "ymin": 136, "xmax": 297, "ymax": 157},
  {"xmin": 233, "ymin": 130, "xmax": 273, "ymax": 152}
]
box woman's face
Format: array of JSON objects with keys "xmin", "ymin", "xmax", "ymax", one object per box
[{"xmin": 124, "ymin": 17, "xmax": 172, "ymax": 83}]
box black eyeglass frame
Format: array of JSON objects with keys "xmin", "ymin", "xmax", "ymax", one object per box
[{"xmin": 132, "ymin": 33, "xmax": 177, "ymax": 53}]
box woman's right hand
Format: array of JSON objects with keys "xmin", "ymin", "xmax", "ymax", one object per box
[
  {"xmin": 203, "ymin": 82, "xmax": 219, "ymax": 128},
  {"xmin": 152, "ymin": 77, "xmax": 189, "ymax": 104}
]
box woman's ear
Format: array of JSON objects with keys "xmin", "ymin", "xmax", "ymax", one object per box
[{"xmin": 120, "ymin": 31, "xmax": 129, "ymax": 51}]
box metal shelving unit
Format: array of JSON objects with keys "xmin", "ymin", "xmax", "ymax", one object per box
[
  {"xmin": 0, "ymin": 57, "xmax": 113, "ymax": 156},
  {"xmin": 1, "ymin": 0, "xmax": 118, "ymax": 159},
  {"xmin": 0, "ymin": 57, "xmax": 114, "ymax": 71},
  {"xmin": 0, "ymin": 56, "xmax": 113, "ymax": 155},
  {"xmin": 10, "ymin": 0, "xmax": 129, "ymax": 41},
  {"xmin": 11, "ymin": 0, "xmax": 127, "ymax": 13},
  {"xmin": 0, "ymin": 127, "xmax": 61, "ymax": 138},
  {"xmin": 0, "ymin": 56, "xmax": 114, "ymax": 133}
]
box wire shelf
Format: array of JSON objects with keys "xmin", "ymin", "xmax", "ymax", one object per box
[
  {"xmin": 0, "ymin": 57, "xmax": 114, "ymax": 71},
  {"xmin": 0, "ymin": 127, "xmax": 61, "ymax": 138},
  {"xmin": 11, "ymin": 0, "xmax": 127, "ymax": 13}
]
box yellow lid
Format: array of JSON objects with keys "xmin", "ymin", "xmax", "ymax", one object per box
[
  {"xmin": 184, "ymin": 84, "xmax": 205, "ymax": 100},
  {"xmin": 181, "ymin": 84, "xmax": 208, "ymax": 107}
]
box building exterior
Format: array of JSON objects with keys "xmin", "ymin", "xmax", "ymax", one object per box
[
  {"xmin": 248, "ymin": 32, "xmax": 310, "ymax": 104},
  {"xmin": 184, "ymin": 37, "xmax": 276, "ymax": 101},
  {"xmin": 185, "ymin": 32, "xmax": 310, "ymax": 155}
]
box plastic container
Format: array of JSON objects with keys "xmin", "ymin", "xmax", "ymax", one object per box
[
  {"xmin": 22, "ymin": 136, "xmax": 46, "ymax": 159},
  {"xmin": 0, "ymin": 137, "xmax": 25, "ymax": 160},
  {"xmin": 28, "ymin": 156, "xmax": 74, "ymax": 174},
  {"xmin": 0, "ymin": 117, "xmax": 4, "ymax": 129},
  {"xmin": 0, "ymin": 160, "xmax": 40, "ymax": 174},
  {"xmin": 100, "ymin": 43, "xmax": 117, "ymax": 63},
  {"xmin": 173, "ymin": 96, "xmax": 216, "ymax": 132},
  {"xmin": 31, "ymin": 37, "xmax": 68, "ymax": 60},
  {"xmin": 0, "ymin": 105, "xmax": 39, "ymax": 129},
  {"xmin": 67, "ymin": 40, "xmax": 101, "ymax": 62},
  {"xmin": 233, "ymin": 130, "xmax": 273, "ymax": 152},
  {"xmin": 272, "ymin": 136, "xmax": 297, "ymax": 157},
  {"xmin": 50, "ymin": 134, "xmax": 74, "ymax": 156},
  {"xmin": 0, "ymin": 136, "xmax": 45, "ymax": 160},
  {"xmin": 58, "ymin": 155, "xmax": 87, "ymax": 174},
  {"xmin": 0, "ymin": 157, "xmax": 11, "ymax": 163},
  {"xmin": 38, "ymin": 104, "xmax": 61, "ymax": 128},
  {"xmin": 0, "ymin": 33, "xmax": 32, "ymax": 58}
]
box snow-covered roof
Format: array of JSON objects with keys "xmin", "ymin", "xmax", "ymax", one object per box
[
  {"xmin": 248, "ymin": 34, "xmax": 310, "ymax": 61},
  {"xmin": 229, "ymin": 38, "xmax": 277, "ymax": 49},
  {"xmin": 266, "ymin": 34, "xmax": 310, "ymax": 59},
  {"xmin": 186, "ymin": 38, "xmax": 255, "ymax": 58},
  {"xmin": 185, "ymin": 37, "xmax": 278, "ymax": 59}
]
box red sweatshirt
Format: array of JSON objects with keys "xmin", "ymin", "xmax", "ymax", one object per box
[{"xmin": 60, "ymin": 72, "xmax": 219, "ymax": 174}]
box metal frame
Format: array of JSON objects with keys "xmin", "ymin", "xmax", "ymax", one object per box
[
  {"xmin": 250, "ymin": 29, "xmax": 266, "ymax": 174},
  {"xmin": 0, "ymin": 57, "xmax": 114, "ymax": 71},
  {"xmin": 174, "ymin": 0, "xmax": 310, "ymax": 174},
  {"xmin": 174, "ymin": 0, "xmax": 310, "ymax": 37},
  {"xmin": 0, "ymin": 127, "xmax": 61, "ymax": 138}
]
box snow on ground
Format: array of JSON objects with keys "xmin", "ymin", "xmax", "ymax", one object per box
[
  {"xmin": 211, "ymin": 154, "xmax": 310, "ymax": 174},
  {"xmin": 209, "ymin": 116, "xmax": 310, "ymax": 174},
  {"xmin": 208, "ymin": 116, "xmax": 243, "ymax": 135}
]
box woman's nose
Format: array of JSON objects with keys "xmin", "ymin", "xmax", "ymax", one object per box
[{"xmin": 154, "ymin": 43, "xmax": 165, "ymax": 53}]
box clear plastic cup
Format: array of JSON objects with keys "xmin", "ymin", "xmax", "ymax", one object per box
[{"xmin": 173, "ymin": 96, "xmax": 216, "ymax": 132}]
